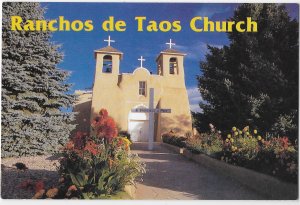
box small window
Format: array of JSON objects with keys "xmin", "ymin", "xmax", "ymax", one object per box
[
  {"xmin": 169, "ymin": 57, "xmax": 177, "ymax": 74},
  {"xmin": 139, "ymin": 81, "xmax": 146, "ymax": 96},
  {"xmin": 103, "ymin": 55, "xmax": 112, "ymax": 73}
]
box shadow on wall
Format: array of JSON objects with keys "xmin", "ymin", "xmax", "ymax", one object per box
[
  {"xmin": 160, "ymin": 114, "xmax": 191, "ymax": 135},
  {"xmin": 72, "ymin": 100, "xmax": 92, "ymax": 135}
]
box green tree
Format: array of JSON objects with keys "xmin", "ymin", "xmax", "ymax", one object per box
[
  {"xmin": 1, "ymin": 2, "xmax": 76, "ymax": 157},
  {"xmin": 197, "ymin": 4, "xmax": 298, "ymax": 140}
]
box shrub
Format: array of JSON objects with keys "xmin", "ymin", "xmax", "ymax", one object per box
[
  {"xmin": 56, "ymin": 109, "xmax": 145, "ymax": 199},
  {"xmin": 220, "ymin": 126, "xmax": 298, "ymax": 183},
  {"xmin": 161, "ymin": 132, "xmax": 187, "ymax": 148},
  {"xmin": 186, "ymin": 124, "xmax": 223, "ymax": 157}
]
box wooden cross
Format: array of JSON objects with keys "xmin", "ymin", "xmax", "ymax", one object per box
[
  {"xmin": 166, "ymin": 39, "xmax": 175, "ymax": 49},
  {"xmin": 131, "ymin": 88, "xmax": 172, "ymax": 150},
  {"xmin": 138, "ymin": 56, "xmax": 145, "ymax": 68},
  {"xmin": 104, "ymin": 35, "xmax": 115, "ymax": 46}
]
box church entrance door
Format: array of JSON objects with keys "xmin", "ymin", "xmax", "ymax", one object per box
[{"xmin": 128, "ymin": 105, "xmax": 149, "ymax": 142}]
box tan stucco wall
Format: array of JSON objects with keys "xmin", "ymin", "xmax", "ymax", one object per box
[
  {"xmin": 74, "ymin": 49, "xmax": 193, "ymax": 141},
  {"xmin": 73, "ymin": 91, "xmax": 92, "ymax": 134}
]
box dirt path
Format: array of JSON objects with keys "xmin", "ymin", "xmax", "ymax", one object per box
[{"xmin": 132, "ymin": 142, "xmax": 265, "ymax": 200}]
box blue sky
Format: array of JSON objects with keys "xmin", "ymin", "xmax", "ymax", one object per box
[{"xmin": 41, "ymin": 3, "xmax": 299, "ymax": 112}]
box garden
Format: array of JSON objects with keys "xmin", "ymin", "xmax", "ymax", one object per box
[
  {"xmin": 162, "ymin": 124, "xmax": 298, "ymax": 184},
  {"xmin": 2, "ymin": 109, "xmax": 145, "ymax": 199}
]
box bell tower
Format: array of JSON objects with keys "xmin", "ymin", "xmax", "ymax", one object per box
[
  {"xmin": 91, "ymin": 36, "xmax": 123, "ymax": 120},
  {"xmin": 156, "ymin": 39, "xmax": 186, "ymax": 86}
]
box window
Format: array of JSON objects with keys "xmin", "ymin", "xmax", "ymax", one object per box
[
  {"xmin": 139, "ymin": 81, "xmax": 146, "ymax": 96},
  {"xmin": 103, "ymin": 55, "xmax": 112, "ymax": 73},
  {"xmin": 169, "ymin": 57, "xmax": 177, "ymax": 74}
]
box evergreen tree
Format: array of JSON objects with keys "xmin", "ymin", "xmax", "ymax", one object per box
[
  {"xmin": 2, "ymin": 2, "xmax": 76, "ymax": 157},
  {"xmin": 197, "ymin": 4, "xmax": 298, "ymax": 140}
]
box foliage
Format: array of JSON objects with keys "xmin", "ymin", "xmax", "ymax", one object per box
[
  {"xmin": 57, "ymin": 109, "xmax": 145, "ymax": 199},
  {"xmin": 196, "ymin": 4, "xmax": 298, "ymax": 141},
  {"xmin": 221, "ymin": 126, "xmax": 298, "ymax": 183},
  {"xmin": 186, "ymin": 124, "xmax": 223, "ymax": 157},
  {"xmin": 161, "ymin": 132, "xmax": 187, "ymax": 148},
  {"xmin": 1, "ymin": 2, "xmax": 75, "ymax": 157}
]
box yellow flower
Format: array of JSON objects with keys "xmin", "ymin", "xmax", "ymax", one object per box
[
  {"xmin": 225, "ymin": 138, "xmax": 229, "ymax": 143},
  {"xmin": 230, "ymin": 138, "xmax": 234, "ymax": 143},
  {"xmin": 254, "ymin": 130, "xmax": 258, "ymax": 134},
  {"xmin": 227, "ymin": 134, "xmax": 231, "ymax": 138},
  {"xmin": 246, "ymin": 132, "xmax": 250, "ymax": 136},
  {"xmin": 231, "ymin": 146, "xmax": 235, "ymax": 151},
  {"xmin": 257, "ymin": 135, "xmax": 262, "ymax": 141},
  {"xmin": 232, "ymin": 127, "xmax": 237, "ymax": 132},
  {"xmin": 122, "ymin": 137, "xmax": 132, "ymax": 145},
  {"xmin": 234, "ymin": 131, "xmax": 239, "ymax": 136},
  {"xmin": 239, "ymin": 131, "xmax": 242, "ymax": 135}
]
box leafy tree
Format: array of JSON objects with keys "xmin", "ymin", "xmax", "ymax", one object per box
[
  {"xmin": 1, "ymin": 2, "xmax": 76, "ymax": 157},
  {"xmin": 197, "ymin": 4, "xmax": 298, "ymax": 141}
]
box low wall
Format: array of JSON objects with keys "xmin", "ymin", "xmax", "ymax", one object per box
[
  {"xmin": 162, "ymin": 143, "xmax": 298, "ymax": 200},
  {"xmin": 124, "ymin": 184, "xmax": 136, "ymax": 199}
]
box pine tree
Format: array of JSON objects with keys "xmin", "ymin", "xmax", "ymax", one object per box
[
  {"xmin": 2, "ymin": 2, "xmax": 76, "ymax": 157},
  {"xmin": 197, "ymin": 4, "xmax": 298, "ymax": 140}
]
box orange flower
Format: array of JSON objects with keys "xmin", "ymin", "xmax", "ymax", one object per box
[
  {"xmin": 46, "ymin": 188, "xmax": 59, "ymax": 198},
  {"xmin": 65, "ymin": 141, "xmax": 74, "ymax": 150}
]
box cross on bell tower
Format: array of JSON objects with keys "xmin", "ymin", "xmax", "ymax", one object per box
[
  {"xmin": 104, "ymin": 35, "xmax": 115, "ymax": 46},
  {"xmin": 166, "ymin": 39, "xmax": 175, "ymax": 49},
  {"xmin": 138, "ymin": 56, "xmax": 145, "ymax": 68}
]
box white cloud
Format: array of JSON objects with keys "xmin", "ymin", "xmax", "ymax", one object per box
[
  {"xmin": 174, "ymin": 42, "xmax": 223, "ymax": 61},
  {"xmin": 187, "ymin": 87, "xmax": 204, "ymax": 113}
]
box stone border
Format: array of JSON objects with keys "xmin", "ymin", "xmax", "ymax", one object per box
[
  {"xmin": 124, "ymin": 184, "xmax": 136, "ymax": 199},
  {"xmin": 161, "ymin": 143, "xmax": 298, "ymax": 200}
]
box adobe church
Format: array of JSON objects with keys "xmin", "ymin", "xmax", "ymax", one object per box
[{"xmin": 73, "ymin": 36, "xmax": 192, "ymax": 142}]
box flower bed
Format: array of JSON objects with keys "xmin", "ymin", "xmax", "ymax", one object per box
[
  {"xmin": 162, "ymin": 124, "xmax": 298, "ymax": 183},
  {"xmin": 18, "ymin": 109, "xmax": 145, "ymax": 199}
]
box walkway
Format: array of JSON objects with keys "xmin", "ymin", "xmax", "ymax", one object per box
[{"xmin": 132, "ymin": 142, "xmax": 265, "ymax": 200}]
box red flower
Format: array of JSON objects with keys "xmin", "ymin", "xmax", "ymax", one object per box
[
  {"xmin": 17, "ymin": 179, "xmax": 33, "ymax": 189},
  {"xmin": 72, "ymin": 131, "xmax": 88, "ymax": 149},
  {"xmin": 84, "ymin": 141, "xmax": 98, "ymax": 155},
  {"xmin": 93, "ymin": 109, "xmax": 118, "ymax": 141},
  {"xmin": 68, "ymin": 185, "xmax": 77, "ymax": 191},
  {"xmin": 34, "ymin": 180, "xmax": 45, "ymax": 192}
]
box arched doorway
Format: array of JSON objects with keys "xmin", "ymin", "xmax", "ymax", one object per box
[{"xmin": 128, "ymin": 105, "xmax": 149, "ymax": 142}]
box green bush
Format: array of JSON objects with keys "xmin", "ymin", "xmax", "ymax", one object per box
[
  {"xmin": 161, "ymin": 133, "xmax": 187, "ymax": 148},
  {"xmin": 186, "ymin": 124, "xmax": 222, "ymax": 157}
]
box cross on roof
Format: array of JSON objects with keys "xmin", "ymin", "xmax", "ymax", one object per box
[
  {"xmin": 166, "ymin": 39, "xmax": 175, "ymax": 49},
  {"xmin": 104, "ymin": 35, "xmax": 115, "ymax": 46},
  {"xmin": 138, "ymin": 56, "xmax": 145, "ymax": 68}
]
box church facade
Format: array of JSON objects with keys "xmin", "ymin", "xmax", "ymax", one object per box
[{"xmin": 73, "ymin": 37, "xmax": 192, "ymax": 142}]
